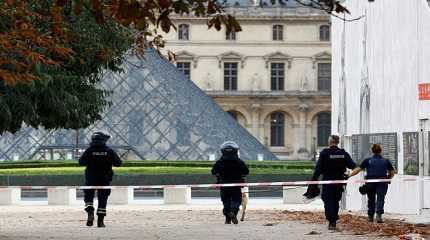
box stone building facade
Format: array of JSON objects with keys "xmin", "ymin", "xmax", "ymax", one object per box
[{"xmin": 163, "ymin": 1, "xmax": 331, "ymax": 160}]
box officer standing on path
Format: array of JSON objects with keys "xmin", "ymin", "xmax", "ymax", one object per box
[
  {"xmin": 79, "ymin": 132, "xmax": 122, "ymax": 228},
  {"xmin": 310, "ymin": 135, "xmax": 357, "ymax": 230},
  {"xmin": 211, "ymin": 141, "xmax": 249, "ymax": 225}
]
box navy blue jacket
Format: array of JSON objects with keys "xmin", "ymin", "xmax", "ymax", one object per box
[
  {"xmin": 360, "ymin": 154, "xmax": 394, "ymax": 179},
  {"xmin": 312, "ymin": 146, "xmax": 357, "ymax": 181},
  {"xmin": 79, "ymin": 144, "xmax": 122, "ymax": 183}
]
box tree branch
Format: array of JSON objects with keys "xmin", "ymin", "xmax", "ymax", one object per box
[{"xmin": 294, "ymin": 0, "xmax": 364, "ymax": 22}]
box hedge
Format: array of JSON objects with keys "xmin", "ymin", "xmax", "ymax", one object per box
[{"xmin": 0, "ymin": 160, "xmax": 315, "ymax": 170}]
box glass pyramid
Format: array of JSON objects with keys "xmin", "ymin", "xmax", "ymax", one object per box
[{"xmin": 0, "ymin": 49, "xmax": 278, "ymax": 161}]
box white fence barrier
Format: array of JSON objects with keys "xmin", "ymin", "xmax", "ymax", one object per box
[
  {"xmin": 48, "ymin": 188, "xmax": 76, "ymax": 205},
  {"xmin": 163, "ymin": 187, "xmax": 192, "ymax": 204},
  {"xmin": 0, "ymin": 188, "xmax": 21, "ymax": 205}
]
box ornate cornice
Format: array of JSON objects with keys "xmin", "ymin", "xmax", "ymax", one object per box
[
  {"xmin": 217, "ymin": 51, "xmax": 246, "ymax": 68},
  {"xmin": 264, "ymin": 51, "xmax": 292, "ymax": 68},
  {"xmin": 312, "ymin": 51, "xmax": 331, "ymax": 68},
  {"xmin": 175, "ymin": 50, "xmax": 199, "ymax": 68}
]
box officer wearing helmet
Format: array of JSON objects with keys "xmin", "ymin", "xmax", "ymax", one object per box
[
  {"xmin": 79, "ymin": 132, "xmax": 122, "ymax": 228},
  {"xmin": 211, "ymin": 141, "xmax": 249, "ymax": 224}
]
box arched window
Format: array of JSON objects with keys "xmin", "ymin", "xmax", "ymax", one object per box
[
  {"xmin": 270, "ymin": 112, "xmax": 285, "ymax": 146},
  {"xmin": 227, "ymin": 111, "xmax": 238, "ymax": 121},
  {"xmin": 320, "ymin": 25, "xmax": 330, "ymax": 41},
  {"xmin": 272, "ymin": 25, "xmax": 283, "ymax": 41},
  {"xmin": 317, "ymin": 112, "xmax": 331, "ymax": 146},
  {"xmin": 178, "ymin": 24, "xmax": 189, "ymax": 40}
]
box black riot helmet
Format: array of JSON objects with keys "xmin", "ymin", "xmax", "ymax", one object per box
[
  {"xmin": 90, "ymin": 132, "xmax": 111, "ymax": 146},
  {"xmin": 220, "ymin": 141, "xmax": 239, "ymax": 154}
]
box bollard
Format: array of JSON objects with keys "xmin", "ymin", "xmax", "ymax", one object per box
[
  {"xmin": 283, "ymin": 187, "xmax": 306, "ymax": 204},
  {"xmin": 163, "ymin": 187, "xmax": 191, "ymax": 204},
  {"xmin": 257, "ymin": 154, "xmax": 264, "ymax": 161},
  {"xmin": 108, "ymin": 187, "xmax": 133, "ymax": 205},
  {"xmin": 0, "ymin": 188, "xmax": 21, "ymax": 205},
  {"xmin": 48, "ymin": 188, "xmax": 76, "ymax": 205}
]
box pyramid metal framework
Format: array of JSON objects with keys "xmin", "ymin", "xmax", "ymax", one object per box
[{"xmin": 0, "ymin": 49, "xmax": 277, "ymax": 161}]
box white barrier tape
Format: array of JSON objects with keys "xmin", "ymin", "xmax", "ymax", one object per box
[{"xmin": 0, "ymin": 177, "xmax": 429, "ymax": 190}]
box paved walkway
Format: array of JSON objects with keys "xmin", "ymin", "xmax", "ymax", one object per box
[
  {"xmin": 0, "ymin": 205, "xmax": 398, "ymax": 240},
  {"xmin": 4, "ymin": 197, "xmax": 426, "ymax": 239}
]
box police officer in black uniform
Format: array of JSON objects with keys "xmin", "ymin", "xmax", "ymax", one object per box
[
  {"xmin": 311, "ymin": 135, "xmax": 356, "ymax": 230},
  {"xmin": 211, "ymin": 141, "xmax": 249, "ymax": 224},
  {"xmin": 79, "ymin": 132, "xmax": 122, "ymax": 228}
]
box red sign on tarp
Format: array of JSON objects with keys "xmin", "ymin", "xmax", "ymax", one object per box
[{"xmin": 419, "ymin": 83, "xmax": 430, "ymax": 100}]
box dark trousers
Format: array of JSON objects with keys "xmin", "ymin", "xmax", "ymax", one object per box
[
  {"xmin": 84, "ymin": 179, "xmax": 111, "ymax": 216},
  {"xmin": 321, "ymin": 185, "xmax": 344, "ymax": 223},
  {"xmin": 366, "ymin": 183, "xmax": 388, "ymax": 217},
  {"xmin": 220, "ymin": 187, "xmax": 242, "ymax": 216}
]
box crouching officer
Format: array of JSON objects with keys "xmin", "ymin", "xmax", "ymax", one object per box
[
  {"xmin": 310, "ymin": 135, "xmax": 356, "ymax": 230},
  {"xmin": 211, "ymin": 141, "xmax": 249, "ymax": 224},
  {"xmin": 79, "ymin": 132, "xmax": 122, "ymax": 228}
]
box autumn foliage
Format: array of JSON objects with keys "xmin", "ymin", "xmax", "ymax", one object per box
[
  {"xmin": 0, "ymin": 0, "xmax": 74, "ymax": 85},
  {"xmin": 0, "ymin": 0, "xmax": 244, "ymax": 86},
  {"xmin": 277, "ymin": 211, "xmax": 430, "ymax": 238}
]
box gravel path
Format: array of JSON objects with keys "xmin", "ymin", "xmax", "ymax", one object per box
[{"xmin": 0, "ymin": 206, "xmax": 396, "ymax": 240}]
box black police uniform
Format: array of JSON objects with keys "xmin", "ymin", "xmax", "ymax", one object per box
[
  {"xmin": 360, "ymin": 154, "xmax": 394, "ymax": 219},
  {"xmin": 211, "ymin": 151, "xmax": 249, "ymax": 224},
  {"xmin": 311, "ymin": 146, "xmax": 356, "ymax": 226},
  {"xmin": 79, "ymin": 138, "xmax": 122, "ymax": 224}
]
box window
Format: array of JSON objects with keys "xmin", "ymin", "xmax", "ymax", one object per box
[
  {"xmin": 317, "ymin": 112, "xmax": 331, "ymax": 146},
  {"xmin": 224, "ymin": 62, "xmax": 238, "ymax": 91},
  {"xmin": 227, "ymin": 111, "xmax": 238, "ymax": 121},
  {"xmin": 178, "ymin": 24, "xmax": 189, "ymax": 40},
  {"xmin": 318, "ymin": 63, "xmax": 331, "ymax": 91},
  {"xmin": 320, "ymin": 25, "xmax": 330, "ymax": 41},
  {"xmin": 176, "ymin": 62, "xmax": 191, "ymax": 79},
  {"xmin": 273, "ymin": 25, "xmax": 283, "ymax": 41},
  {"xmin": 271, "ymin": 63, "xmax": 285, "ymax": 90},
  {"xmin": 270, "ymin": 112, "xmax": 285, "ymax": 146},
  {"xmin": 226, "ymin": 31, "xmax": 236, "ymax": 40}
]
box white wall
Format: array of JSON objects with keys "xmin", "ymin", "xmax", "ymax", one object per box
[
  {"xmin": 332, "ymin": 0, "xmax": 430, "ymax": 136},
  {"xmin": 332, "ymin": 0, "xmax": 430, "ymax": 214}
]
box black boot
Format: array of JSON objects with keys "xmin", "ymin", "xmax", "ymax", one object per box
[
  {"xmin": 368, "ymin": 215, "xmax": 374, "ymax": 223},
  {"xmin": 376, "ymin": 214, "xmax": 383, "ymax": 223},
  {"xmin": 228, "ymin": 212, "xmax": 238, "ymax": 225},
  {"xmin": 97, "ymin": 215, "xmax": 106, "ymax": 228},
  {"xmin": 225, "ymin": 216, "xmax": 232, "ymax": 224},
  {"xmin": 85, "ymin": 206, "xmax": 94, "ymax": 227},
  {"xmin": 328, "ymin": 221, "xmax": 336, "ymax": 231}
]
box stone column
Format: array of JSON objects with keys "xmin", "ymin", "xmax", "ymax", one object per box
[
  {"xmin": 296, "ymin": 103, "xmax": 309, "ymax": 160},
  {"xmin": 250, "ymin": 103, "xmax": 262, "ymax": 142}
]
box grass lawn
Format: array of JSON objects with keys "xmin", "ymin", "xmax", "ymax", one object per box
[{"xmin": 0, "ymin": 166, "xmax": 313, "ymax": 176}]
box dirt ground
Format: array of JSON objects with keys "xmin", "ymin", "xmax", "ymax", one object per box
[{"xmin": 0, "ymin": 206, "xmax": 398, "ymax": 240}]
